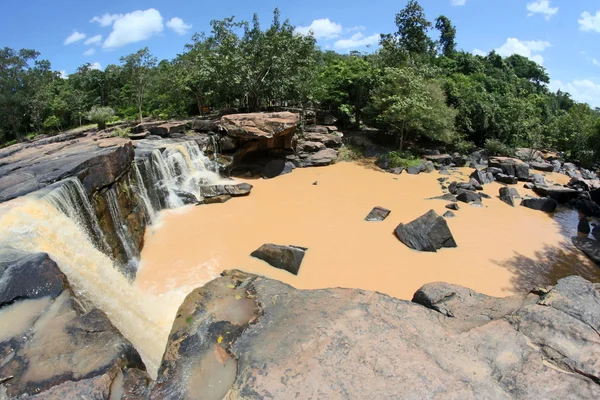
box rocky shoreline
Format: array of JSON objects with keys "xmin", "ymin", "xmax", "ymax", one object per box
[{"xmin": 1, "ymin": 112, "xmax": 600, "ymax": 398}]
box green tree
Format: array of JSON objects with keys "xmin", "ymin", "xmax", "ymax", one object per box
[
  {"xmin": 394, "ymin": 0, "xmax": 433, "ymax": 56},
  {"xmin": 370, "ymin": 67, "xmax": 457, "ymax": 149},
  {"xmin": 120, "ymin": 48, "xmax": 157, "ymax": 122},
  {"xmin": 435, "ymin": 16, "xmax": 456, "ymax": 57},
  {"xmin": 88, "ymin": 106, "xmax": 115, "ymax": 130}
]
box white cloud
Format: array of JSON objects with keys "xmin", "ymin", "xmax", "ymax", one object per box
[
  {"xmin": 549, "ymin": 79, "xmax": 600, "ymax": 108},
  {"xmin": 59, "ymin": 70, "xmax": 68, "ymax": 79},
  {"xmin": 593, "ymin": 59, "xmax": 600, "ymax": 67},
  {"xmin": 473, "ymin": 49, "xmax": 487, "ymax": 56},
  {"xmin": 579, "ymin": 11, "xmax": 600, "ymax": 33},
  {"xmin": 83, "ymin": 48, "xmax": 96, "ymax": 56},
  {"xmin": 103, "ymin": 9, "xmax": 164, "ymax": 49},
  {"xmin": 64, "ymin": 31, "xmax": 86, "ymax": 45},
  {"xmin": 90, "ymin": 62, "xmax": 102, "ymax": 71},
  {"xmin": 451, "ymin": 0, "xmax": 467, "ymax": 6},
  {"xmin": 495, "ymin": 38, "xmax": 551, "ymax": 65},
  {"xmin": 166, "ymin": 17, "xmax": 192, "ymax": 36},
  {"xmin": 84, "ymin": 35, "xmax": 102, "ymax": 46},
  {"xmin": 90, "ymin": 13, "xmax": 123, "ymax": 27},
  {"xmin": 295, "ymin": 18, "xmax": 343, "ymax": 39},
  {"xmin": 526, "ymin": 1, "xmax": 558, "ymax": 20},
  {"xmin": 334, "ymin": 32, "xmax": 380, "ymax": 50}
]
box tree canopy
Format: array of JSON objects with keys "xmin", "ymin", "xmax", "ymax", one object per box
[{"xmin": 0, "ymin": 2, "xmax": 599, "ymax": 166}]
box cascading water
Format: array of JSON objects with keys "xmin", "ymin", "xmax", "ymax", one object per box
[
  {"xmin": 132, "ymin": 162, "xmax": 158, "ymax": 224},
  {"xmin": 0, "ymin": 138, "xmax": 236, "ymax": 377},
  {"xmin": 42, "ymin": 178, "xmax": 110, "ymax": 254},
  {"xmin": 105, "ymin": 187, "xmax": 139, "ymax": 266},
  {"xmin": 209, "ymin": 135, "xmax": 220, "ymax": 173},
  {"xmin": 0, "ymin": 195, "xmax": 185, "ymax": 377}
]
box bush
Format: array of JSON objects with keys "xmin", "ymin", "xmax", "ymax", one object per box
[
  {"xmin": 336, "ymin": 145, "xmax": 365, "ymax": 162},
  {"xmin": 88, "ymin": 106, "xmax": 115, "ymax": 130},
  {"xmin": 43, "ymin": 115, "xmax": 61, "ymax": 133},
  {"xmin": 378, "ymin": 151, "xmax": 422, "ymax": 169},
  {"xmin": 112, "ymin": 128, "xmax": 131, "ymax": 138},
  {"xmin": 484, "ymin": 138, "xmax": 515, "ymax": 157},
  {"xmin": 453, "ymin": 139, "xmax": 476, "ymax": 155}
]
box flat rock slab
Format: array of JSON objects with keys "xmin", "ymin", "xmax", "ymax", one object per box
[
  {"xmin": 533, "ymin": 184, "xmax": 579, "ymax": 204},
  {"xmin": 221, "ymin": 112, "xmax": 299, "ymax": 139},
  {"xmin": 199, "ymin": 183, "xmax": 253, "ymax": 198},
  {"xmin": 0, "ymin": 132, "xmax": 133, "ymax": 202},
  {"xmin": 530, "ymin": 161, "xmax": 555, "ymax": 172},
  {"xmin": 250, "ymin": 244, "xmax": 307, "ymax": 275},
  {"xmin": 154, "ymin": 271, "xmax": 600, "ymax": 399},
  {"xmin": 394, "ymin": 209, "xmax": 457, "ymax": 252},
  {"xmin": 365, "ymin": 206, "xmax": 391, "ymax": 221}
]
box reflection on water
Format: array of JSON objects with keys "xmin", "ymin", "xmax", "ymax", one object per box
[{"xmin": 137, "ymin": 163, "xmax": 600, "ymax": 300}]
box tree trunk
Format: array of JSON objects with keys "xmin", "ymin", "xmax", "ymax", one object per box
[
  {"xmin": 138, "ymin": 104, "xmax": 143, "ymax": 123},
  {"xmin": 354, "ymin": 108, "xmax": 361, "ymax": 128}
]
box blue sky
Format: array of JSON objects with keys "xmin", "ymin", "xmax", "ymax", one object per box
[{"xmin": 1, "ymin": 0, "xmax": 599, "ymax": 106}]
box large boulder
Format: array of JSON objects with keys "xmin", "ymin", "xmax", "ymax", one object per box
[
  {"xmin": 470, "ymin": 169, "xmax": 494, "ymax": 185},
  {"xmin": 499, "ymin": 186, "xmax": 520, "ymax": 207},
  {"xmin": 199, "ymin": 183, "xmax": 253, "ymax": 198},
  {"xmin": 221, "ymin": 112, "xmax": 298, "ymax": 139},
  {"xmin": 262, "ymin": 159, "xmax": 295, "ymax": 179},
  {"xmin": 529, "ymin": 161, "xmax": 555, "ymax": 172},
  {"xmin": 0, "ymin": 249, "xmax": 149, "ymax": 399},
  {"xmin": 192, "ymin": 118, "xmax": 219, "ymax": 133},
  {"xmin": 250, "ymin": 244, "xmax": 307, "ymax": 275},
  {"xmin": 521, "ymin": 197, "xmax": 558, "ymax": 212},
  {"xmin": 533, "ymin": 185, "xmax": 579, "ymax": 204},
  {"xmin": 0, "ymin": 132, "xmax": 133, "ymax": 203},
  {"xmin": 394, "ymin": 209, "xmax": 457, "ymax": 252},
  {"xmin": 152, "ymin": 271, "xmax": 600, "ymax": 399},
  {"xmin": 456, "ymin": 189, "xmax": 482, "ymax": 204},
  {"xmin": 488, "ymin": 157, "xmax": 530, "ymax": 181}
]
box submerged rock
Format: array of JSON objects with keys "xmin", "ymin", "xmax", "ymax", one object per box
[
  {"xmin": 443, "ymin": 211, "xmax": 456, "ymax": 218},
  {"xmin": 250, "ymin": 244, "xmax": 307, "ymax": 275},
  {"xmin": 200, "ymin": 183, "xmax": 253, "ymax": 199},
  {"xmin": 456, "ymin": 189, "xmax": 482, "ymax": 204},
  {"xmin": 199, "ymin": 194, "xmax": 232, "ymax": 205},
  {"xmin": 172, "ymin": 189, "xmax": 199, "ymax": 205},
  {"xmin": 153, "ymin": 271, "xmax": 600, "ymax": 399},
  {"xmin": 365, "ymin": 206, "xmax": 391, "ymax": 222},
  {"xmin": 394, "ymin": 210, "xmax": 457, "ymax": 252}
]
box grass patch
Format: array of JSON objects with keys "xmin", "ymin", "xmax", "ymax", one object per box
[
  {"xmin": 112, "ymin": 127, "xmax": 131, "ymax": 138},
  {"xmin": 336, "ymin": 145, "xmax": 365, "ymax": 162},
  {"xmin": 378, "ymin": 151, "xmax": 422, "ymax": 169}
]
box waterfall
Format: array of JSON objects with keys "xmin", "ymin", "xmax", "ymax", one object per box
[
  {"xmin": 209, "ymin": 135, "xmax": 220, "ymax": 173},
  {"xmin": 150, "ymin": 149, "xmax": 184, "ymax": 209},
  {"xmin": 0, "ymin": 196, "xmax": 185, "ymax": 377},
  {"xmin": 105, "ymin": 187, "xmax": 138, "ymax": 265},
  {"xmin": 42, "ymin": 178, "xmax": 110, "ymax": 254},
  {"xmin": 133, "ymin": 162, "xmax": 158, "ymax": 223}
]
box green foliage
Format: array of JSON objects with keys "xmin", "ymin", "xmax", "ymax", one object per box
[
  {"xmin": 435, "ymin": 16, "xmax": 456, "ymax": 57},
  {"xmin": 88, "ymin": 106, "xmax": 115, "ymax": 130},
  {"xmin": 484, "ymin": 138, "xmax": 515, "ymax": 157},
  {"xmin": 378, "ymin": 151, "xmax": 422, "ymax": 168},
  {"xmin": 43, "ymin": 115, "xmax": 61, "ymax": 132},
  {"xmin": 369, "ymin": 67, "xmax": 457, "ymax": 149},
  {"xmin": 112, "ymin": 127, "xmax": 131, "ymax": 138},
  {"xmin": 394, "ymin": 0, "xmax": 433, "ymax": 56}
]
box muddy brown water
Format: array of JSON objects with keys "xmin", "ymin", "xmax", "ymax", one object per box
[{"xmin": 136, "ymin": 162, "xmax": 600, "ymax": 300}]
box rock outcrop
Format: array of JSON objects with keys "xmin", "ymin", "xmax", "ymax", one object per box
[
  {"xmin": 533, "ymin": 185, "xmax": 579, "ymax": 204},
  {"xmin": 152, "ymin": 271, "xmax": 600, "ymax": 399},
  {"xmin": 0, "ymin": 249, "xmax": 150, "ymax": 399},
  {"xmin": 521, "ymin": 197, "xmax": 559, "ymax": 212},
  {"xmin": 394, "ymin": 210, "xmax": 457, "ymax": 252},
  {"xmin": 488, "ymin": 157, "xmax": 530, "ymax": 181},
  {"xmin": 0, "ymin": 131, "xmax": 133, "ymax": 203}
]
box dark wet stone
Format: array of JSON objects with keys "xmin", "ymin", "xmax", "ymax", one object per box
[
  {"xmin": 443, "ymin": 211, "xmax": 456, "ymax": 218},
  {"xmin": 262, "ymin": 159, "xmax": 295, "ymax": 179},
  {"xmin": 496, "ymin": 174, "xmax": 518, "ymax": 184},
  {"xmin": 251, "ymin": 244, "xmax": 307, "ymax": 275},
  {"xmin": 394, "ymin": 210, "xmax": 457, "ymax": 252},
  {"xmin": 578, "ymin": 216, "xmax": 591, "ymax": 235},
  {"xmin": 456, "ymin": 189, "xmax": 482, "ymax": 204},
  {"xmin": 573, "ymin": 237, "xmax": 600, "ymax": 264},
  {"xmin": 499, "ymin": 187, "xmax": 516, "ymax": 207},
  {"xmin": 530, "ymin": 161, "xmax": 554, "ymax": 172},
  {"xmin": 533, "ymin": 185, "xmax": 579, "ymax": 204},
  {"xmin": 428, "ymin": 193, "xmax": 457, "ymax": 202},
  {"xmin": 521, "ymin": 197, "xmax": 558, "ymax": 213},
  {"xmin": 446, "ymin": 203, "xmax": 460, "ymax": 211}
]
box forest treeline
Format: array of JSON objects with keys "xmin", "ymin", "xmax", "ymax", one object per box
[{"xmin": 1, "ymin": 1, "xmax": 599, "ymax": 164}]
